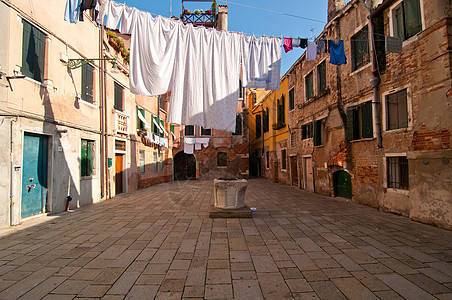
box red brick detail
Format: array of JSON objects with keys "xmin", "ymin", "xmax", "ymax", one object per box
[
  {"xmin": 409, "ymin": 129, "xmax": 451, "ymax": 151},
  {"xmin": 328, "ymin": 142, "xmax": 348, "ymax": 167},
  {"xmin": 353, "ymin": 165, "xmax": 378, "ymax": 185},
  {"xmin": 138, "ymin": 175, "xmax": 172, "ymax": 189}
]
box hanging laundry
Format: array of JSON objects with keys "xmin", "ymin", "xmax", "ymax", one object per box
[
  {"xmin": 107, "ymin": 3, "xmax": 250, "ymax": 132},
  {"xmin": 64, "ymin": 0, "xmax": 81, "ymax": 23},
  {"xmin": 184, "ymin": 137, "xmax": 196, "ymax": 144},
  {"xmin": 195, "ymin": 142, "xmax": 202, "ymax": 150},
  {"xmin": 79, "ymin": 0, "xmax": 97, "ymax": 21},
  {"xmin": 184, "ymin": 142, "xmax": 194, "ymax": 154},
  {"xmin": 241, "ymin": 35, "xmax": 282, "ymax": 91},
  {"xmin": 299, "ymin": 38, "xmax": 308, "ymax": 49},
  {"xmin": 283, "ymin": 37, "xmax": 293, "ymax": 53},
  {"xmin": 95, "ymin": 0, "xmax": 109, "ymax": 24},
  {"xmin": 306, "ymin": 41, "xmax": 317, "ymax": 61},
  {"xmin": 106, "ymin": 1, "xmax": 124, "ymax": 29},
  {"xmin": 292, "ymin": 38, "xmax": 301, "ymax": 47},
  {"xmin": 329, "ymin": 40, "xmax": 347, "ymax": 65},
  {"xmin": 317, "ymin": 39, "xmax": 328, "ymax": 54},
  {"xmin": 196, "ymin": 137, "xmax": 210, "ymax": 147}
]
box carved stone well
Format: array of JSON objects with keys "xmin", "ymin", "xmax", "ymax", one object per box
[{"xmin": 209, "ymin": 178, "xmax": 252, "ymax": 218}]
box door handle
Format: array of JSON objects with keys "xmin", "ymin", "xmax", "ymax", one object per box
[{"xmin": 29, "ymin": 178, "xmax": 34, "ymax": 182}]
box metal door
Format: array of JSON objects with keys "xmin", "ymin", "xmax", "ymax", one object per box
[
  {"xmin": 21, "ymin": 133, "xmax": 48, "ymax": 218},
  {"xmin": 303, "ymin": 157, "xmax": 314, "ymax": 192},
  {"xmin": 333, "ymin": 171, "xmax": 352, "ymax": 199},
  {"xmin": 290, "ymin": 156, "xmax": 298, "ymax": 186}
]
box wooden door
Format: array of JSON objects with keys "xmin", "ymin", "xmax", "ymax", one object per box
[
  {"xmin": 290, "ymin": 156, "xmax": 298, "ymax": 186},
  {"xmin": 115, "ymin": 154, "xmax": 123, "ymax": 195},
  {"xmin": 334, "ymin": 171, "xmax": 352, "ymax": 199},
  {"xmin": 303, "ymin": 157, "xmax": 314, "ymax": 192}
]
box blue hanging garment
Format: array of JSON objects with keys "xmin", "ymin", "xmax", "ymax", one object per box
[
  {"xmin": 64, "ymin": 0, "xmax": 81, "ymax": 23},
  {"xmin": 329, "ymin": 40, "xmax": 347, "ymax": 65}
]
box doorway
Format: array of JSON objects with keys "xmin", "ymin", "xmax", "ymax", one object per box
[
  {"xmin": 290, "ymin": 156, "xmax": 298, "ymax": 186},
  {"xmin": 333, "ymin": 170, "xmax": 352, "ymax": 199},
  {"xmin": 21, "ymin": 133, "xmax": 48, "ymax": 218},
  {"xmin": 174, "ymin": 152, "xmax": 196, "ymax": 180},
  {"xmin": 115, "ymin": 154, "xmax": 124, "ymax": 194},
  {"xmin": 303, "ymin": 157, "xmax": 314, "ymax": 192}
]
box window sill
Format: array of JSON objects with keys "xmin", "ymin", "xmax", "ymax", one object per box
[
  {"xmin": 79, "ymin": 99, "xmax": 98, "ymax": 108},
  {"xmin": 299, "ymin": 88, "xmax": 330, "ymax": 108},
  {"xmin": 24, "ymin": 76, "xmax": 50, "ymax": 88},
  {"xmin": 217, "ymin": 166, "xmax": 228, "ymax": 169},
  {"xmin": 350, "ymin": 62, "xmax": 371, "ymax": 76},
  {"xmin": 383, "ymin": 127, "xmax": 411, "ymax": 134},
  {"xmin": 81, "ymin": 175, "xmax": 97, "ymax": 180},
  {"xmin": 350, "ymin": 137, "xmax": 376, "ymax": 143},
  {"xmin": 314, "ymin": 144, "xmax": 325, "ymax": 148},
  {"xmin": 385, "ymin": 187, "xmax": 409, "ymax": 195}
]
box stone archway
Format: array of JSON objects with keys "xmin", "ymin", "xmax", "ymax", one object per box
[
  {"xmin": 174, "ymin": 151, "xmax": 196, "ymax": 180},
  {"xmin": 333, "ymin": 170, "xmax": 352, "ymax": 199}
]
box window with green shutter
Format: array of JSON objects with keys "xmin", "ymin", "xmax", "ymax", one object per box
[
  {"xmin": 139, "ymin": 150, "xmax": 145, "ymax": 173},
  {"xmin": 305, "ymin": 72, "xmax": 314, "ymax": 100},
  {"xmin": 22, "ymin": 20, "xmax": 46, "ymax": 82},
  {"xmin": 170, "ymin": 124, "xmax": 175, "ymax": 140},
  {"xmin": 346, "ymin": 101, "xmax": 373, "ymax": 140},
  {"xmin": 114, "ymin": 82, "xmax": 124, "ymax": 111},
  {"xmin": 317, "ymin": 61, "xmax": 326, "ymax": 93},
  {"xmin": 153, "ymin": 152, "xmax": 158, "ymax": 172},
  {"xmin": 392, "ymin": 0, "xmax": 422, "ymax": 41},
  {"xmin": 351, "ymin": 26, "xmax": 370, "ymax": 71},
  {"xmin": 386, "ymin": 89, "xmax": 408, "ymax": 131},
  {"xmin": 160, "ymin": 119, "xmax": 165, "ymax": 137},
  {"xmin": 256, "ymin": 114, "xmax": 262, "ymax": 138},
  {"xmin": 81, "ymin": 139, "xmax": 95, "ymax": 177},
  {"xmin": 137, "ymin": 107, "xmax": 145, "ymax": 130},
  {"xmin": 152, "ymin": 115, "xmax": 159, "ymax": 135},
  {"xmin": 314, "ymin": 119, "xmax": 323, "ymax": 146},
  {"xmin": 289, "ymin": 88, "xmax": 295, "ymax": 111},
  {"xmin": 81, "ymin": 63, "xmax": 94, "ymax": 103}
]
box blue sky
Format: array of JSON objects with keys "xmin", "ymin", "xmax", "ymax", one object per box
[{"xmin": 122, "ymin": 0, "xmax": 328, "ymax": 74}]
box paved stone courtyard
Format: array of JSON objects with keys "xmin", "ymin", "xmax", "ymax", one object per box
[{"xmin": 0, "ymin": 179, "xmax": 451, "ymax": 299}]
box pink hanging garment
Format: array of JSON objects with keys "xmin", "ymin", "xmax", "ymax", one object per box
[{"xmin": 283, "ymin": 37, "xmax": 293, "ymax": 53}]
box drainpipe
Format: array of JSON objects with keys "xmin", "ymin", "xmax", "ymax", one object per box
[
  {"xmin": 10, "ymin": 116, "xmax": 18, "ymax": 226},
  {"xmin": 362, "ymin": 0, "xmax": 383, "ymax": 148},
  {"xmin": 99, "ymin": 23, "xmax": 105, "ymax": 199}
]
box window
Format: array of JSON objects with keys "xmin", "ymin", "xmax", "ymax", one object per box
[
  {"xmin": 277, "ymin": 96, "xmax": 285, "ymax": 125},
  {"xmin": 170, "ymin": 124, "xmax": 175, "ymax": 141},
  {"xmin": 317, "ymin": 61, "xmax": 326, "ymax": 93},
  {"xmin": 386, "ymin": 89, "xmax": 408, "ymax": 131},
  {"xmin": 158, "ymin": 96, "xmax": 166, "ymax": 112},
  {"xmin": 301, "ymin": 123, "xmax": 313, "ymax": 140},
  {"xmin": 387, "ymin": 156, "xmax": 409, "ymax": 190},
  {"xmin": 139, "ymin": 150, "xmax": 145, "ymax": 173},
  {"xmin": 266, "ymin": 151, "xmax": 269, "ymax": 168},
  {"xmin": 346, "ymin": 101, "xmax": 373, "ymax": 140},
  {"xmin": 81, "ymin": 139, "xmax": 95, "ymax": 177},
  {"xmin": 252, "ymin": 93, "xmax": 257, "ymax": 106},
  {"xmin": 152, "ymin": 115, "xmax": 159, "ymax": 135},
  {"xmin": 217, "ymin": 152, "xmax": 227, "ymax": 167},
  {"xmin": 81, "ymin": 63, "xmax": 94, "ymax": 103},
  {"xmin": 22, "ymin": 20, "xmax": 46, "ymax": 82},
  {"xmin": 314, "ymin": 119, "xmax": 324, "ymax": 146},
  {"xmin": 351, "ymin": 26, "xmax": 370, "ymax": 71},
  {"xmin": 114, "ymin": 82, "xmax": 124, "ymax": 111},
  {"xmin": 256, "ymin": 114, "xmax": 262, "ymax": 138},
  {"xmin": 137, "ymin": 107, "xmax": 146, "ymax": 130},
  {"xmin": 374, "ymin": 13, "xmax": 387, "ymax": 73},
  {"xmin": 263, "ymin": 108, "xmax": 269, "ymax": 133},
  {"xmin": 153, "ymin": 152, "xmax": 158, "ymax": 172},
  {"xmin": 305, "ymin": 72, "xmax": 314, "ymax": 100},
  {"xmin": 185, "ymin": 125, "xmax": 195, "ymax": 136},
  {"xmin": 290, "ymin": 132, "xmax": 297, "ymax": 148},
  {"xmin": 233, "ymin": 114, "xmax": 242, "ymax": 136},
  {"xmin": 289, "ymin": 88, "xmax": 295, "ymax": 111},
  {"xmin": 281, "ymin": 149, "xmax": 287, "ymax": 170},
  {"xmin": 159, "ymin": 119, "xmax": 165, "ymax": 138},
  {"xmin": 392, "ymin": 0, "xmax": 422, "ymax": 41},
  {"xmin": 160, "ymin": 153, "xmax": 164, "ymax": 171},
  {"xmin": 201, "ymin": 127, "xmax": 211, "ymax": 136}
]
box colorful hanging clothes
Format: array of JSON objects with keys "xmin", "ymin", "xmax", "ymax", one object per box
[
  {"xmin": 283, "ymin": 37, "xmax": 293, "ymax": 53},
  {"xmin": 329, "ymin": 40, "xmax": 347, "ymax": 65},
  {"xmin": 79, "ymin": 0, "xmax": 97, "ymax": 21},
  {"xmin": 292, "ymin": 38, "xmax": 301, "ymax": 47},
  {"xmin": 95, "ymin": 0, "xmax": 109, "ymax": 24},
  {"xmin": 64, "ymin": 0, "xmax": 81, "ymax": 23},
  {"xmin": 306, "ymin": 41, "xmax": 317, "ymax": 61},
  {"xmin": 105, "ymin": 1, "xmax": 281, "ymax": 132},
  {"xmin": 317, "ymin": 39, "xmax": 328, "ymax": 54},
  {"xmin": 299, "ymin": 38, "xmax": 308, "ymax": 49}
]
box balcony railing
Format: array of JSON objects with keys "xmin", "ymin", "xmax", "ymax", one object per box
[
  {"xmin": 115, "ymin": 111, "xmax": 129, "ymax": 134},
  {"xmin": 181, "ymin": 13, "xmax": 217, "ymax": 27}
]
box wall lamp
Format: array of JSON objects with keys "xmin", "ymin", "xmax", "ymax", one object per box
[{"xmin": 67, "ymin": 57, "xmax": 120, "ymax": 74}]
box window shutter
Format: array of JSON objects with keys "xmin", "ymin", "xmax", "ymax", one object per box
[
  {"xmin": 404, "ymin": 0, "xmax": 422, "ymax": 38},
  {"xmin": 398, "ymin": 89, "xmax": 408, "ymax": 128},
  {"xmin": 233, "ymin": 114, "xmax": 242, "ymax": 135},
  {"xmin": 281, "ymin": 95, "xmax": 285, "ymax": 124},
  {"xmin": 346, "ymin": 108, "xmax": 355, "ymax": 141},
  {"xmin": 387, "ymin": 93, "xmax": 400, "ymax": 130},
  {"xmin": 153, "ymin": 152, "xmax": 158, "ymax": 172},
  {"xmin": 301, "ymin": 125, "xmax": 307, "ymax": 140},
  {"xmin": 81, "ymin": 140, "xmax": 87, "ymax": 176},
  {"xmin": 314, "ymin": 120, "xmax": 322, "ymax": 146},
  {"xmin": 160, "ymin": 119, "xmax": 165, "ymax": 137},
  {"xmin": 361, "ymin": 101, "xmax": 373, "ymax": 138},
  {"xmin": 256, "ymin": 115, "xmax": 261, "ymax": 138},
  {"xmin": 82, "ymin": 64, "xmax": 94, "ymax": 103},
  {"xmin": 289, "ymin": 89, "xmax": 294, "ymax": 111},
  {"xmin": 87, "ymin": 141, "xmax": 94, "ymax": 176},
  {"xmin": 22, "ymin": 21, "xmax": 45, "ymax": 82}
]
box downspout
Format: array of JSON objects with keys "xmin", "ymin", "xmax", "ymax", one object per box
[
  {"xmin": 10, "ymin": 116, "xmax": 18, "ymax": 226},
  {"xmin": 99, "ymin": 23, "xmax": 105, "ymax": 199},
  {"xmin": 102, "ymin": 28, "xmax": 110, "ymax": 199},
  {"xmin": 363, "ymin": 0, "xmax": 383, "ymax": 148}
]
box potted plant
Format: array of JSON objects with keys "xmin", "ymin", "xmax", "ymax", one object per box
[
  {"xmin": 194, "ymin": 9, "xmax": 203, "ymax": 14},
  {"xmin": 205, "ymin": 9, "xmax": 213, "ymax": 15},
  {"xmin": 184, "ymin": 9, "xmax": 191, "ymax": 14}
]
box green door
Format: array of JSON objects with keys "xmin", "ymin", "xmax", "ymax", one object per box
[
  {"xmin": 333, "ymin": 171, "xmax": 352, "ymax": 199},
  {"xmin": 21, "ymin": 133, "xmax": 48, "ymax": 218}
]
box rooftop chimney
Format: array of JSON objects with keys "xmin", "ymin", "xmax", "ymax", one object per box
[{"xmin": 216, "ymin": 5, "xmax": 228, "ymax": 30}]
